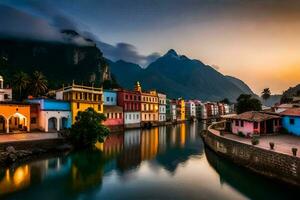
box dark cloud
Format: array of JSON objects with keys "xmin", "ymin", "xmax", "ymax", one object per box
[{"xmin": 96, "ymin": 41, "xmax": 160, "ymax": 66}]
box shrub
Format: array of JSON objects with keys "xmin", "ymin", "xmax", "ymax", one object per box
[
  {"xmin": 251, "ymin": 136, "xmax": 259, "ymax": 145},
  {"xmin": 238, "ymin": 131, "xmax": 244, "ymax": 137},
  {"xmin": 279, "ymin": 127, "xmax": 289, "ymax": 135},
  {"xmin": 269, "ymin": 142, "xmax": 275, "ymax": 150},
  {"xmin": 292, "ymin": 148, "xmax": 298, "ymax": 156},
  {"xmin": 70, "ymin": 108, "xmax": 110, "ymax": 148}
]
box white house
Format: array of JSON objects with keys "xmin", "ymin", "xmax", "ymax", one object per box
[
  {"xmin": 0, "ymin": 75, "xmax": 12, "ymax": 102},
  {"xmin": 158, "ymin": 93, "xmax": 167, "ymax": 122}
]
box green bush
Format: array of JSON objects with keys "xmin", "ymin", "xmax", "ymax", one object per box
[
  {"xmin": 238, "ymin": 131, "xmax": 244, "ymax": 137},
  {"xmin": 251, "ymin": 136, "xmax": 259, "ymax": 145},
  {"xmin": 70, "ymin": 108, "xmax": 110, "ymax": 148}
]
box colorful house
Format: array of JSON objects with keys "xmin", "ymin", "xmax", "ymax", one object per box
[
  {"xmin": 56, "ymin": 83, "xmax": 103, "ymax": 123},
  {"xmin": 185, "ymin": 100, "xmax": 196, "ymax": 120},
  {"xmin": 139, "ymin": 82, "xmax": 159, "ymax": 125},
  {"xmin": 281, "ymin": 108, "xmax": 300, "ymax": 136},
  {"xmin": 26, "ymin": 98, "xmax": 72, "ymax": 132},
  {"xmin": 228, "ymin": 111, "xmax": 281, "ymax": 137},
  {"xmin": 158, "ymin": 93, "xmax": 166, "ymax": 123},
  {"xmin": 117, "ymin": 87, "xmax": 141, "ymax": 128},
  {"xmin": 0, "ymin": 102, "xmax": 31, "ymax": 133},
  {"xmin": 0, "ymin": 75, "xmax": 12, "ymax": 102},
  {"xmin": 103, "ymin": 90, "xmax": 117, "ymax": 106},
  {"xmin": 166, "ymin": 99, "xmax": 176, "ymax": 122},
  {"xmin": 176, "ymin": 98, "xmax": 185, "ymax": 122},
  {"xmin": 103, "ymin": 105, "xmax": 124, "ymax": 131}
]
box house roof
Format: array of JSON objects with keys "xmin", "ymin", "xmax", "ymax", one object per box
[
  {"xmin": 280, "ymin": 108, "xmax": 300, "ymax": 117},
  {"xmin": 228, "ymin": 111, "xmax": 280, "ymax": 122}
]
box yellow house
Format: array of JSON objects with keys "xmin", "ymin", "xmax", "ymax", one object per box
[
  {"xmin": 177, "ymin": 99, "xmax": 185, "ymax": 121},
  {"xmin": 0, "ymin": 102, "xmax": 31, "ymax": 133},
  {"xmin": 56, "ymin": 83, "xmax": 103, "ymax": 123},
  {"xmin": 140, "ymin": 87, "xmax": 159, "ymax": 123}
]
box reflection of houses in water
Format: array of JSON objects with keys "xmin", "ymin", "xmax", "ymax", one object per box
[
  {"xmin": 141, "ymin": 127, "xmax": 159, "ymax": 160},
  {"xmin": 158, "ymin": 126, "xmax": 167, "ymax": 153},
  {"xmin": 102, "ymin": 133, "xmax": 124, "ymax": 157},
  {"xmin": 117, "ymin": 129, "xmax": 141, "ymax": 171}
]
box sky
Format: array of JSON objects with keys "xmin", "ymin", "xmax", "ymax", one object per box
[{"xmin": 1, "ymin": 0, "xmax": 300, "ymax": 94}]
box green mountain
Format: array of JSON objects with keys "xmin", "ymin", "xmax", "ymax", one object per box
[{"xmin": 110, "ymin": 49, "xmax": 254, "ymax": 101}]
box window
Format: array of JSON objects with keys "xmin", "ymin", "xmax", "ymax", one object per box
[
  {"xmin": 107, "ymin": 113, "xmax": 110, "ymax": 119},
  {"xmin": 235, "ymin": 120, "xmax": 239, "ymax": 126},
  {"xmin": 125, "ymin": 95, "xmax": 128, "ymax": 99},
  {"xmin": 254, "ymin": 122, "xmax": 258, "ymax": 129},
  {"xmin": 111, "ymin": 97, "xmax": 113, "ymax": 102},
  {"xmin": 136, "ymin": 114, "xmax": 139, "ymax": 119},
  {"xmin": 129, "ymin": 114, "xmax": 131, "ymax": 120},
  {"xmin": 241, "ymin": 120, "xmax": 244, "ymax": 127},
  {"xmin": 115, "ymin": 113, "xmax": 118, "ymax": 119},
  {"xmin": 77, "ymin": 103, "xmax": 80, "ymax": 109},
  {"xmin": 107, "ymin": 97, "xmax": 110, "ymax": 102},
  {"xmin": 98, "ymin": 105, "xmax": 101, "ymax": 111},
  {"xmin": 290, "ymin": 118, "xmax": 295, "ymax": 125}
]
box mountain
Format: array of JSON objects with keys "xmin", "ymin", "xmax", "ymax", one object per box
[
  {"xmin": 281, "ymin": 84, "xmax": 300, "ymax": 103},
  {"xmin": 0, "ymin": 33, "xmax": 107, "ymax": 89},
  {"xmin": 109, "ymin": 49, "xmax": 254, "ymax": 102}
]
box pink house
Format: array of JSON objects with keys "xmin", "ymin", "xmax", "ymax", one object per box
[
  {"xmin": 228, "ymin": 111, "xmax": 281, "ymax": 137},
  {"xmin": 103, "ymin": 105, "xmax": 124, "ymax": 132}
]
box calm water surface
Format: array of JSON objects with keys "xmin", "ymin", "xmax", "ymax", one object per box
[{"xmin": 0, "ymin": 122, "xmax": 298, "ymax": 200}]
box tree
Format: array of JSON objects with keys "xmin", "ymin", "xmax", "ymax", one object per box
[
  {"xmin": 28, "ymin": 71, "xmax": 48, "ymax": 97},
  {"xmin": 261, "ymin": 88, "xmax": 271, "ymax": 100},
  {"xmin": 12, "ymin": 71, "xmax": 30, "ymax": 100},
  {"xmin": 236, "ymin": 94, "xmax": 262, "ymax": 114},
  {"xmin": 70, "ymin": 108, "xmax": 110, "ymax": 148},
  {"xmin": 220, "ymin": 98, "xmax": 230, "ymax": 104}
]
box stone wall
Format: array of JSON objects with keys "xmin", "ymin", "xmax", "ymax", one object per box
[{"xmin": 203, "ymin": 125, "xmax": 300, "ymax": 186}]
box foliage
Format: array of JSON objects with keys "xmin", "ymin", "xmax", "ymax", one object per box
[
  {"xmin": 251, "ymin": 135, "xmax": 259, "ymax": 145},
  {"xmin": 238, "ymin": 131, "xmax": 244, "ymax": 137},
  {"xmin": 269, "ymin": 142, "xmax": 275, "ymax": 150},
  {"xmin": 12, "ymin": 71, "xmax": 30, "ymax": 100},
  {"xmin": 28, "ymin": 71, "xmax": 48, "ymax": 97},
  {"xmin": 292, "ymin": 147, "xmax": 298, "ymax": 156},
  {"xmin": 70, "ymin": 108, "xmax": 110, "ymax": 148},
  {"xmin": 220, "ymin": 98, "xmax": 230, "ymax": 104},
  {"xmin": 261, "ymin": 88, "xmax": 271, "ymax": 100},
  {"xmin": 236, "ymin": 94, "xmax": 262, "ymax": 114}
]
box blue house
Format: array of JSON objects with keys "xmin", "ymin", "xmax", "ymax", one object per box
[
  {"xmin": 281, "ymin": 108, "xmax": 300, "ymax": 136},
  {"xmin": 26, "ymin": 98, "xmax": 72, "ymax": 132},
  {"xmin": 103, "ymin": 90, "xmax": 117, "ymax": 106}
]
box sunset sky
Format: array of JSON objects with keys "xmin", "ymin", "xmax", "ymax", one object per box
[{"xmin": 1, "ymin": 0, "xmax": 300, "ymax": 94}]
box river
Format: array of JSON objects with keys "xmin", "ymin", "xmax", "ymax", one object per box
[{"xmin": 0, "ymin": 122, "xmax": 298, "ymax": 200}]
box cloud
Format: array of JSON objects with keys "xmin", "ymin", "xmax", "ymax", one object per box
[{"xmin": 0, "ymin": 3, "xmax": 160, "ymax": 66}]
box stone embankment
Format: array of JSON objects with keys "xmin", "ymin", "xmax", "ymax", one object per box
[{"xmin": 202, "ymin": 122, "xmax": 300, "ymax": 186}]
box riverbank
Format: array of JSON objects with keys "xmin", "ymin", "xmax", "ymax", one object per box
[{"xmin": 202, "ymin": 122, "xmax": 300, "ymax": 187}]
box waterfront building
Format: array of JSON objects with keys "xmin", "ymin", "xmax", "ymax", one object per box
[
  {"xmin": 139, "ymin": 83, "xmax": 159, "ymax": 125},
  {"xmin": 0, "ymin": 75, "xmax": 12, "ymax": 102},
  {"xmin": 56, "ymin": 83, "xmax": 103, "ymax": 123},
  {"xmin": 166, "ymin": 99, "xmax": 176, "ymax": 122},
  {"xmin": 158, "ymin": 93, "xmax": 167, "ymax": 123},
  {"xmin": 103, "ymin": 90, "xmax": 117, "ymax": 106},
  {"xmin": 176, "ymin": 98, "xmax": 185, "ymax": 122},
  {"xmin": 205, "ymin": 102, "xmax": 219, "ymax": 118},
  {"xmin": 194, "ymin": 101, "xmax": 207, "ymax": 119},
  {"xmin": 227, "ymin": 111, "xmax": 281, "ymax": 136},
  {"xmin": 26, "ymin": 98, "xmax": 71, "ymax": 132},
  {"xmin": 280, "ymin": 108, "xmax": 300, "ymax": 136},
  {"xmin": 0, "ymin": 102, "xmax": 31, "ymax": 133},
  {"xmin": 117, "ymin": 87, "xmax": 141, "ymax": 128},
  {"xmin": 185, "ymin": 100, "xmax": 196, "ymax": 120},
  {"xmin": 103, "ymin": 105, "xmax": 124, "ymax": 131}
]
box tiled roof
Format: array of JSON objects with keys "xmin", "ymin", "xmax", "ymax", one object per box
[
  {"xmin": 280, "ymin": 108, "xmax": 300, "ymax": 117},
  {"xmin": 228, "ymin": 111, "xmax": 280, "ymax": 122}
]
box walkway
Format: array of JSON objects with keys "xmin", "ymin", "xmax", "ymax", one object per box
[
  {"xmin": 0, "ymin": 133, "xmax": 59, "ymax": 144},
  {"xmin": 216, "ymin": 130, "xmax": 300, "ymax": 157}
]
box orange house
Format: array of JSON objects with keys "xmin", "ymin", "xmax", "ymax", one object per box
[{"xmin": 0, "ymin": 102, "xmax": 31, "ymax": 133}]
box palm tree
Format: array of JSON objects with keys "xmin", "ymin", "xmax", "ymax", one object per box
[
  {"xmin": 13, "ymin": 71, "xmax": 30, "ymax": 100},
  {"xmin": 29, "ymin": 71, "xmax": 48, "ymax": 97},
  {"xmin": 261, "ymin": 88, "xmax": 271, "ymax": 100}
]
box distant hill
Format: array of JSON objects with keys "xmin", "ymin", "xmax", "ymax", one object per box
[
  {"xmin": 110, "ymin": 49, "xmax": 254, "ymax": 102},
  {"xmin": 0, "ymin": 31, "xmax": 107, "ymax": 89},
  {"xmin": 281, "ymin": 84, "xmax": 300, "ymax": 103}
]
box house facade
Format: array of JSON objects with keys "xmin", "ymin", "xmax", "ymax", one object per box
[
  {"xmin": 0, "ymin": 75, "xmax": 12, "ymax": 102},
  {"xmin": 228, "ymin": 111, "xmax": 281, "ymax": 137},
  {"xmin": 140, "ymin": 85, "xmax": 159, "ymax": 125},
  {"xmin": 26, "ymin": 98, "xmax": 72, "ymax": 132},
  {"xmin": 0, "ymin": 102, "xmax": 31, "ymax": 133},
  {"xmin": 176, "ymin": 99, "xmax": 185, "ymax": 122},
  {"xmin": 103, "ymin": 90, "xmax": 117, "ymax": 106},
  {"xmin": 185, "ymin": 100, "xmax": 196, "ymax": 120},
  {"xmin": 117, "ymin": 89, "xmax": 141, "ymax": 128},
  {"xmin": 158, "ymin": 93, "xmax": 166, "ymax": 122},
  {"xmin": 281, "ymin": 108, "xmax": 300, "ymax": 136},
  {"xmin": 56, "ymin": 84, "xmax": 103, "ymax": 123},
  {"xmin": 103, "ymin": 105, "xmax": 124, "ymax": 131}
]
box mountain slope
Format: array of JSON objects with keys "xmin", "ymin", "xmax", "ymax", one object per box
[
  {"xmin": 109, "ymin": 49, "xmax": 254, "ymax": 101},
  {"xmin": 225, "ymin": 76, "xmax": 254, "ymax": 95}
]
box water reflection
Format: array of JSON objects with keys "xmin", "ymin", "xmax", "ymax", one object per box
[{"xmin": 1, "ymin": 122, "xmax": 298, "ymax": 200}]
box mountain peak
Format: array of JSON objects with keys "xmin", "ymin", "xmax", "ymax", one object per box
[{"xmin": 165, "ymin": 49, "xmax": 178, "ymax": 57}]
